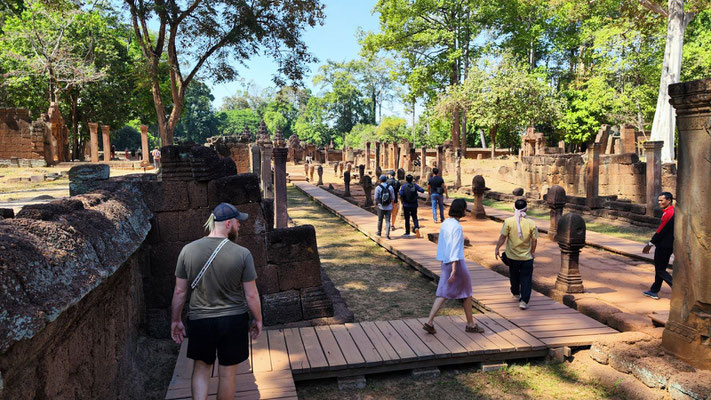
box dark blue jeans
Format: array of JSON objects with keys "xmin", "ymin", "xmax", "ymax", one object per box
[
  {"xmin": 508, "ymin": 258, "xmax": 533, "ymax": 303},
  {"xmin": 403, "ymin": 206, "xmax": 419, "ymax": 235},
  {"xmin": 431, "ymin": 193, "xmax": 444, "ymax": 222}
]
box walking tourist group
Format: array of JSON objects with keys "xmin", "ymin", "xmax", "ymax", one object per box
[{"xmin": 168, "ymin": 165, "xmax": 674, "ymax": 399}]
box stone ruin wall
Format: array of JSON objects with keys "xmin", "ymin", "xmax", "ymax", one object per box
[
  {"xmin": 0, "ymin": 107, "xmax": 52, "ymax": 167},
  {"xmin": 515, "ymin": 153, "xmax": 677, "ymax": 203},
  {"xmin": 0, "ymin": 186, "xmax": 153, "ymax": 399},
  {"xmin": 206, "ymin": 136, "xmax": 251, "ymax": 173},
  {"xmin": 0, "ymin": 145, "xmax": 334, "ymax": 398}
]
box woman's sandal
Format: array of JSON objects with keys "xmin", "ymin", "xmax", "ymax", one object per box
[
  {"xmin": 465, "ymin": 324, "xmax": 485, "ymax": 334},
  {"xmin": 422, "ymin": 322, "xmax": 437, "ymax": 334}
]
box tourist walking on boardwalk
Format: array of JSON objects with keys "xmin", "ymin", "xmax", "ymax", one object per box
[
  {"xmin": 423, "ymin": 199, "xmax": 485, "ymax": 335},
  {"xmin": 399, "ymin": 174, "xmax": 425, "ymax": 238},
  {"xmin": 387, "ymin": 170, "xmax": 402, "ymax": 230},
  {"xmin": 642, "ymin": 192, "xmax": 675, "ymax": 299},
  {"xmin": 152, "ymin": 147, "xmax": 162, "ymax": 170},
  {"xmin": 494, "ymin": 199, "xmax": 538, "ymax": 310},
  {"xmin": 374, "ymin": 174, "xmax": 396, "ymax": 239},
  {"xmin": 428, "ymin": 167, "xmax": 448, "ymax": 223},
  {"xmin": 170, "ymin": 203, "xmax": 262, "ymax": 400}
]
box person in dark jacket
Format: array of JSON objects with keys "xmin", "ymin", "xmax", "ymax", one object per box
[
  {"xmin": 399, "ymin": 174, "xmax": 425, "ymax": 237},
  {"xmin": 642, "ymin": 192, "xmax": 674, "ymax": 299}
]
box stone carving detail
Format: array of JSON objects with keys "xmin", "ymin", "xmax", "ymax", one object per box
[
  {"xmin": 554, "ymin": 213, "xmax": 586, "ymax": 293},
  {"xmin": 362, "ymin": 175, "xmax": 373, "ymax": 207},
  {"xmin": 343, "ymin": 170, "xmax": 351, "ymax": 197},
  {"xmin": 547, "ymin": 185, "xmax": 566, "ymax": 240},
  {"xmin": 471, "ymin": 175, "xmax": 489, "ymax": 219},
  {"xmin": 316, "ymin": 165, "xmax": 323, "ymax": 186}
]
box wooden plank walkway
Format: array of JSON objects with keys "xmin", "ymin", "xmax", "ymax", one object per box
[
  {"xmin": 292, "ymin": 181, "xmax": 618, "ymax": 348},
  {"xmin": 164, "ymin": 181, "xmax": 620, "ymax": 398}
]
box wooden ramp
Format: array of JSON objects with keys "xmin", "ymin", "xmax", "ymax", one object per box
[{"xmin": 292, "ymin": 181, "xmax": 618, "ymax": 348}]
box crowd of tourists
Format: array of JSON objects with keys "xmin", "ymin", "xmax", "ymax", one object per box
[{"xmin": 167, "ymin": 164, "xmax": 674, "ymax": 399}]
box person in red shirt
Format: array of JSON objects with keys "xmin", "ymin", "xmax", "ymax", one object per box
[{"xmin": 642, "ymin": 192, "xmax": 674, "ymax": 299}]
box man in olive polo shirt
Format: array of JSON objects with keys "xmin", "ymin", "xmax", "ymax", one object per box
[
  {"xmin": 494, "ymin": 199, "xmax": 538, "ymax": 310},
  {"xmin": 170, "ymin": 203, "xmax": 262, "ymax": 400}
]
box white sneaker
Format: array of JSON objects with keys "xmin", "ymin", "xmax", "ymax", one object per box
[
  {"xmin": 512, "ymin": 294, "xmax": 521, "ymax": 301},
  {"xmin": 519, "ymin": 301, "xmax": 528, "ymax": 309}
]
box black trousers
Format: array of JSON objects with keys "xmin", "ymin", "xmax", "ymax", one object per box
[
  {"xmin": 403, "ymin": 206, "xmax": 419, "ymax": 234},
  {"xmin": 650, "ymin": 246, "xmax": 673, "ymax": 293},
  {"xmin": 508, "ymin": 258, "xmax": 533, "ymax": 303}
]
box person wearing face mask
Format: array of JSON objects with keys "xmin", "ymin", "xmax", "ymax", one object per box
[{"xmin": 170, "ymin": 203, "xmax": 262, "ymax": 400}]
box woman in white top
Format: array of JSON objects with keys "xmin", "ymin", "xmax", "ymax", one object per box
[{"xmin": 423, "ymin": 198, "xmax": 484, "ymax": 334}]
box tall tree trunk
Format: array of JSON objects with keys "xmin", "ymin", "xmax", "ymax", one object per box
[
  {"xmin": 411, "ymin": 99, "xmax": 416, "ymax": 143},
  {"xmin": 70, "ymin": 92, "xmax": 78, "ymax": 160},
  {"xmin": 490, "ymin": 124, "xmax": 498, "ymax": 159},
  {"xmin": 460, "ymin": 112, "xmax": 467, "ymax": 158},
  {"xmin": 151, "ymin": 79, "xmax": 170, "ymax": 146},
  {"xmin": 450, "ymin": 61, "xmax": 460, "ymax": 148},
  {"xmin": 649, "ymin": 0, "xmax": 694, "ymax": 162},
  {"xmin": 372, "ymin": 90, "xmax": 377, "ymax": 125}
]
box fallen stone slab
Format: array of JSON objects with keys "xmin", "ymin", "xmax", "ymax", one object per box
[
  {"xmin": 668, "ymin": 371, "xmax": 711, "ymax": 400},
  {"xmin": 572, "ymin": 297, "xmax": 624, "ymax": 325},
  {"xmin": 630, "ymin": 355, "xmax": 695, "ymax": 390}
]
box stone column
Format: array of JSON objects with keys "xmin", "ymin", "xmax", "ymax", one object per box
[
  {"xmin": 420, "ymin": 147, "xmax": 427, "ymax": 179},
  {"xmin": 585, "ymin": 142, "xmax": 601, "ymax": 208},
  {"xmin": 88, "ymin": 123, "xmax": 99, "ymax": 163},
  {"xmin": 344, "ymin": 170, "xmax": 351, "ymax": 197},
  {"xmin": 261, "ymin": 144, "xmax": 273, "ymax": 198},
  {"xmin": 555, "ymin": 213, "xmax": 586, "ymax": 293},
  {"xmin": 303, "ymin": 162, "xmax": 309, "ymax": 180},
  {"xmin": 455, "ymin": 149, "xmax": 462, "ymax": 188},
  {"xmin": 547, "ymin": 185, "xmax": 567, "ymax": 241},
  {"xmin": 644, "ymin": 141, "xmax": 664, "ymax": 216},
  {"xmin": 273, "ymin": 147, "xmax": 288, "ymax": 228},
  {"xmin": 365, "ymin": 142, "xmax": 371, "ymax": 170},
  {"xmin": 139, "ymin": 125, "xmax": 149, "ymax": 166},
  {"xmin": 362, "ymin": 175, "xmax": 373, "ymax": 207},
  {"xmin": 358, "ymin": 164, "xmax": 365, "ymax": 184},
  {"xmin": 101, "ymin": 125, "xmax": 111, "ymax": 162},
  {"xmin": 317, "ymin": 165, "xmax": 323, "ymax": 186},
  {"xmin": 471, "ymin": 175, "xmax": 488, "ymax": 219},
  {"xmin": 663, "ymin": 78, "xmax": 711, "ymax": 369},
  {"xmin": 620, "ymin": 124, "xmax": 637, "ymax": 154},
  {"xmin": 251, "ymin": 144, "xmax": 261, "ymax": 175},
  {"xmin": 375, "ymin": 142, "xmax": 381, "ymax": 170},
  {"xmin": 436, "ymin": 145, "xmax": 444, "ymax": 171},
  {"xmin": 309, "ymin": 164, "xmax": 315, "ymax": 181}
]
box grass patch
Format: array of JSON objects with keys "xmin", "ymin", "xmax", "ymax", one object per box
[{"xmin": 287, "ymin": 185, "xmax": 464, "ymax": 321}]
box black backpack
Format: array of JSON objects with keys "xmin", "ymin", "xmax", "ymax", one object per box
[
  {"xmin": 403, "ymin": 183, "xmax": 419, "ymax": 203},
  {"xmin": 379, "ymin": 183, "xmax": 392, "ymax": 206}
]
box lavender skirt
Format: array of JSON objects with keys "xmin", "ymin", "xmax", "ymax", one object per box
[{"xmin": 435, "ymin": 259, "xmax": 473, "ymax": 299}]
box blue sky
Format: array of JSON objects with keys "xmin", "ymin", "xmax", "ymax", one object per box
[{"xmin": 207, "ymin": 1, "xmax": 411, "ymax": 117}]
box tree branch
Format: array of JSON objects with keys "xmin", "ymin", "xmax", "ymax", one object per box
[{"xmin": 639, "ymin": 0, "xmax": 668, "ymax": 17}]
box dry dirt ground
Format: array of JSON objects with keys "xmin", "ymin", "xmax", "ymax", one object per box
[{"xmin": 286, "ymin": 186, "xmax": 630, "ymax": 400}]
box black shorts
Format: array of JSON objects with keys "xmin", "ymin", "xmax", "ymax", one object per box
[{"xmin": 187, "ymin": 313, "xmax": 249, "ymax": 366}]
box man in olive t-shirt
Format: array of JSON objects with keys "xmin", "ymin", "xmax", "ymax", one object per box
[
  {"xmin": 170, "ymin": 203, "xmax": 262, "ymax": 400},
  {"xmin": 494, "ymin": 199, "xmax": 538, "ymax": 310}
]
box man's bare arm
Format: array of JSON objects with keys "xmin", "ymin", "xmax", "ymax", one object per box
[
  {"xmin": 494, "ymin": 234, "xmax": 507, "ymax": 259},
  {"xmin": 531, "ymin": 238, "xmax": 537, "ymax": 258},
  {"xmin": 243, "ymin": 280, "xmax": 262, "ymax": 338},
  {"xmin": 170, "ymin": 277, "xmax": 189, "ymax": 344}
]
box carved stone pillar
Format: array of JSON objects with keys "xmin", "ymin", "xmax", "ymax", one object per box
[
  {"xmin": 261, "ymin": 144, "xmax": 273, "ymax": 198},
  {"xmin": 139, "ymin": 125, "xmax": 149, "ymax": 166},
  {"xmin": 362, "ymin": 175, "xmax": 373, "ymax": 207},
  {"xmin": 273, "ymin": 147, "xmax": 288, "ymax": 228},
  {"xmin": 662, "ymin": 78, "xmax": 711, "ymax": 369},
  {"xmin": 436, "ymin": 145, "xmax": 444, "ymax": 171},
  {"xmin": 251, "ymin": 143, "xmax": 261, "ymax": 175},
  {"xmin": 317, "ymin": 165, "xmax": 323, "ymax": 186},
  {"xmin": 547, "ymin": 185, "xmax": 567, "ymax": 240},
  {"xmin": 101, "ymin": 125, "xmax": 111, "ymax": 162},
  {"xmin": 644, "ymin": 141, "xmax": 664, "ymax": 216},
  {"xmin": 358, "ymin": 164, "xmax": 365, "ymax": 184},
  {"xmin": 88, "ymin": 123, "xmax": 99, "ymax": 163},
  {"xmin": 333, "ymin": 161, "xmax": 339, "ymax": 176},
  {"xmin": 344, "ymin": 170, "xmax": 351, "ymax": 197},
  {"xmin": 555, "ymin": 213, "xmax": 586, "ymax": 293},
  {"xmin": 366, "ymin": 142, "xmax": 371, "ymax": 170},
  {"xmin": 420, "ymin": 147, "xmax": 427, "ymax": 179},
  {"xmin": 309, "ymin": 164, "xmax": 315, "ymax": 182},
  {"xmin": 585, "ymin": 142, "xmax": 601, "ymax": 208},
  {"xmin": 303, "ymin": 162, "xmax": 309, "ymax": 180},
  {"xmin": 471, "ymin": 175, "xmax": 488, "ymax": 219},
  {"xmin": 375, "ymin": 141, "xmax": 381, "ymax": 170}
]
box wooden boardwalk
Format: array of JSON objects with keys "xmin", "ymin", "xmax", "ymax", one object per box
[
  {"xmin": 164, "ymin": 181, "xmax": 618, "ymax": 398},
  {"xmin": 292, "ymin": 181, "xmax": 617, "ymax": 348}
]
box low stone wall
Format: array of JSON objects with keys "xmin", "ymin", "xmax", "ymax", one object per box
[
  {"xmin": 508, "ymin": 154, "xmax": 676, "ymax": 203},
  {"xmin": 0, "ymin": 186, "xmax": 153, "ymax": 399}
]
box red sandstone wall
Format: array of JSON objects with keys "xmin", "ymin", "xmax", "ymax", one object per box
[
  {"xmin": 0, "ymin": 108, "xmax": 48, "ymax": 162},
  {"xmin": 229, "ymin": 145, "xmax": 251, "ymax": 173}
]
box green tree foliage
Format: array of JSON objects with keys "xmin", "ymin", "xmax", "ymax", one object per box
[
  {"xmin": 125, "ymin": 0, "xmax": 325, "ymax": 145},
  {"xmin": 313, "ymin": 61, "xmax": 373, "ymax": 136},
  {"xmin": 375, "ymin": 117, "xmax": 408, "ymax": 143},
  {"xmin": 173, "ymin": 81, "xmax": 221, "ymax": 144},
  {"xmin": 218, "ymin": 108, "xmax": 261, "ymax": 135},
  {"xmin": 344, "ymin": 123, "xmax": 377, "ymax": 148},
  {"xmin": 293, "ymin": 96, "xmax": 332, "ymax": 146}
]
